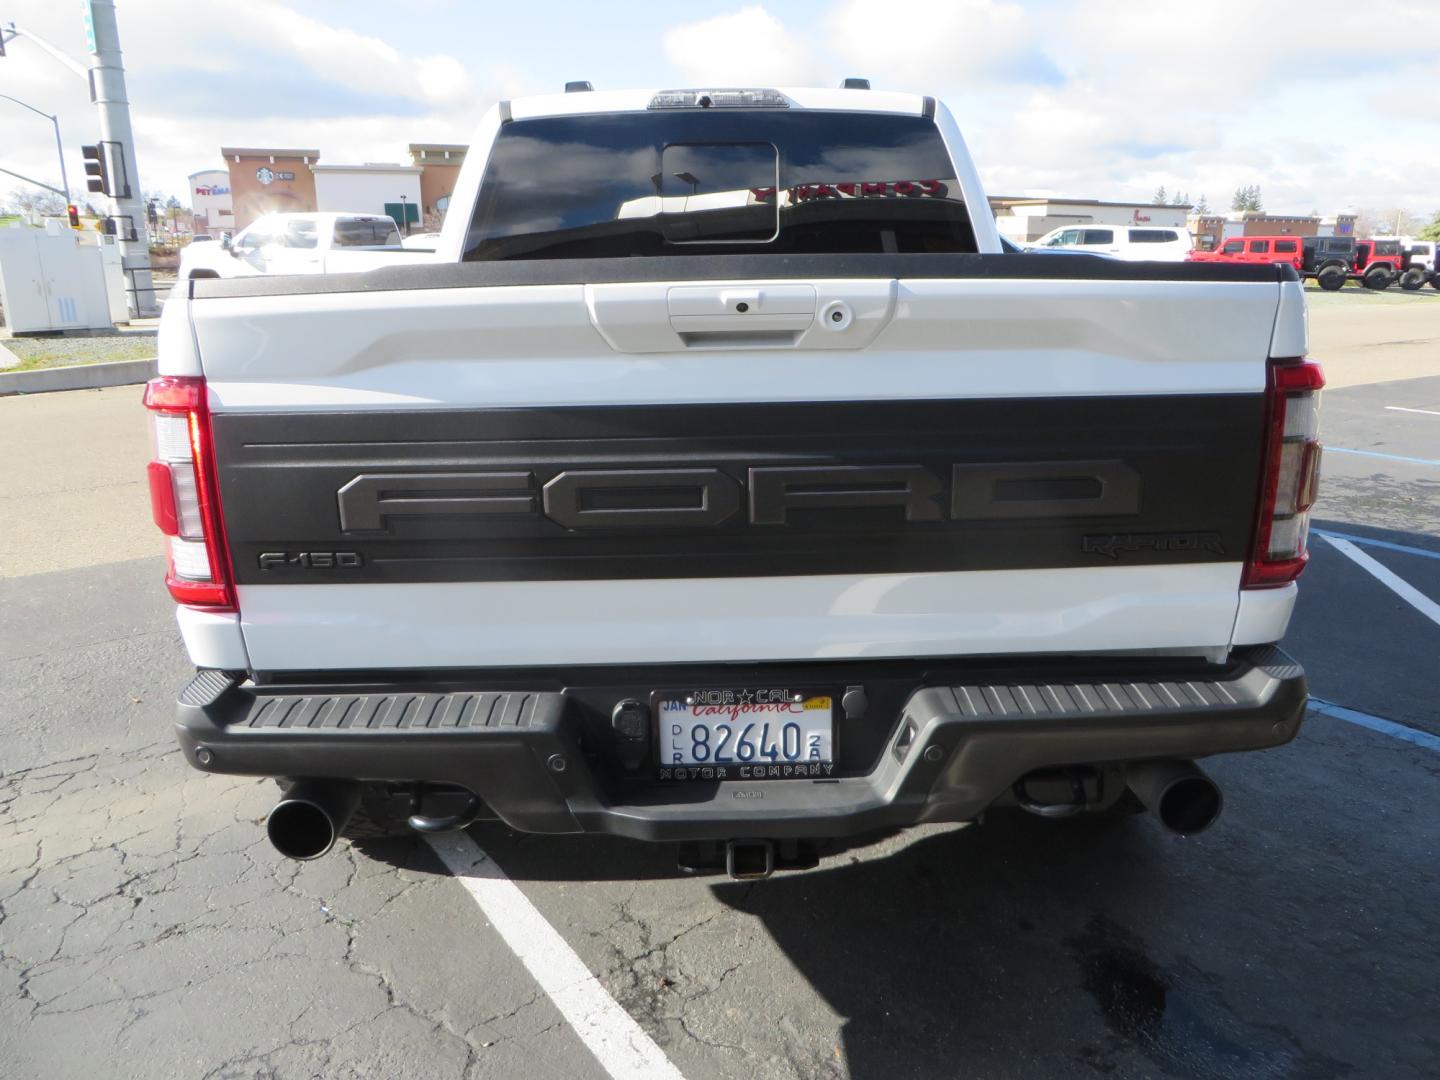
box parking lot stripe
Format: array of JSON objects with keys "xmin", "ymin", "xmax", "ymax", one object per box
[
  {"xmin": 1312, "ymin": 529, "xmax": 1440, "ymax": 562},
  {"xmin": 425, "ymin": 832, "xmax": 686, "ymax": 1080},
  {"xmin": 1325, "ymin": 447, "xmax": 1440, "ymax": 467},
  {"xmin": 1309, "ymin": 698, "xmax": 1440, "ymax": 754},
  {"xmin": 1384, "ymin": 406, "xmax": 1440, "ymax": 418},
  {"xmin": 1322, "ymin": 535, "xmax": 1440, "ymax": 628}
]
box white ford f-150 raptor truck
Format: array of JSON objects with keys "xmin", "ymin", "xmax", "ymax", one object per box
[{"xmin": 149, "ymin": 85, "xmax": 1321, "ymax": 879}]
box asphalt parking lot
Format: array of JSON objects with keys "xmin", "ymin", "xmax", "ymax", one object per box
[{"xmin": 2, "ymin": 291, "xmax": 1438, "ymax": 1079}]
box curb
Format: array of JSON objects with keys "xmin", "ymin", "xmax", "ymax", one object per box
[{"xmin": 0, "ymin": 357, "xmax": 157, "ymax": 396}]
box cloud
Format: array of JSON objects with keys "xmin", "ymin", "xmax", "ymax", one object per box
[
  {"xmin": 0, "ymin": 0, "xmax": 501, "ymax": 202},
  {"xmin": 242, "ymin": 1, "xmax": 477, "ymax": 109},
  {"xmin": 663, "ymin": 6, "xmax": 823, "ymax": 86},
  {"xmin": 828, "ymin": 0, "xmax": 1057, "ymax": 89},
  {"xmin": 923, "ymin": 0, "xmax": 1440, "ymax": 215},
  {"xmin": 3, "ymin": 0, "xmax": 1437, "ymax": 222}
]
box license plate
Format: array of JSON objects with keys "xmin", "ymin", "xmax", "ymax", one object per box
[{"xmin": 656, "ymin": 689, "xmax": 834, "ymax": 780}]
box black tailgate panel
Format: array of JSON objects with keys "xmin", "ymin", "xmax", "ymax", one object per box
[{"xmin": 214, "ymin": 396, "xmax": 1263, "ymax": 584}]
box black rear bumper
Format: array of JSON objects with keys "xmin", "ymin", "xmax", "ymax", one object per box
[{"xmin": 174, "ymin": 647, "xmax": 1306, "ymax": 842}]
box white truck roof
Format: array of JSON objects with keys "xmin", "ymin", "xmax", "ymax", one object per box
[{"xmin": 508, "ymin": 86, "xmax": 929, "ymax": 121}]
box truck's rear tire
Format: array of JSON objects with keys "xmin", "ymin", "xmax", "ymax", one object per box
[
  {"xmin": 1362, "ymin": 267, "xmax": 1393, "ymax": 290},
  {"xmin": 1316, "ymin": 266, "xmax": 1347, "ymax": 291}
]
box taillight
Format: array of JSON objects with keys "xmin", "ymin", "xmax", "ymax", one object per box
[
  {"xmin": 1244, "ymin": 357, "xmax": 1324, "ymax": 588},
  {"xmin": 143, "ymin": 375, "xmax": 236, "ymax": 610}
]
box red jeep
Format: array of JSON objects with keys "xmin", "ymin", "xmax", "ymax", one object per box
[
  {"xmin": 1353, "ymin": 239, "xmax": 1429, "ymax": 291},
  {"xmin": 1187, "ymin": 235, "xmax": 1304, "ymax": 272}
]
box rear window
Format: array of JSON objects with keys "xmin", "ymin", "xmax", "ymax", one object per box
[
  {"xmin": 463, "ymin": 111, "xmax": 975, "ymax": 260},
  {"xmin": 1249, "ymin": 240, "xmax": 1270, "ymax": 254},
  {"xmin": 1275, "ymin": 240, "xmax": 1297, "ymax": 253},
  {"xmin": 1130, "ymin": 229, "xmax": 1177, "ymax": 243},
  {"xmin": 334, "ymin": 219, "xmax": 400, "ymax": 247},
  {"xmin": 1081, "ymin": 229, "xmax": 1114, "ymax": 245}
]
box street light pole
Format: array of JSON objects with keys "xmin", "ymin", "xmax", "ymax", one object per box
[
  {"xmin": 86, "ymin": 0, "xmax": 155, "ymax": 316},
  {"xmin": 0, "ymin": 93, "xmax": 69, "ymax": 200},
  {"xmin": 2, "ymin": 10, "xmax": 154, "ymax": 315},
  {"xmin": 0, "ymin": 21, "xmax": 89, "ymax": 79}
]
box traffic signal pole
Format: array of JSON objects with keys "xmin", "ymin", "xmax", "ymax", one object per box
[{"xmin": 85, "ymin": 1, "xmax": 155, "ymax": 316}]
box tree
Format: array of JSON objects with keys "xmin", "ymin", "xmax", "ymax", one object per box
[
  {"xmin": 1193, "ymin": 194, "xmax": 1210, "ymax": 215},
  {"xmin": 1353, "ymin": 207, "xmax": 1424, "ymax": 238},
  {"xmin": 1231, "ymin": 185, "xmax": 1263, "ymax": 213},
  {"xmin": 1152, "ymin": 185, "xmax": 1167, "ymax": 205},
  {"xmin": 1170, "ymin": 190, "xmax": 1189, "ymax": 206},
  {"xmin": 1420, "ymin": 210, "xmax": 1440, "ymax": 242},
  {"xmin": 9, "ymin": 184, "xmax": 68, "ymax": 217}
]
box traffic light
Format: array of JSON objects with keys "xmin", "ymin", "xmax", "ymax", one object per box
[
  {"xmin": 82, "ymin": 144, "xmax": 108, "ymax": 195},
  {"xmin": 67, "ymin": 204, "xmax": 80, "ymax": 228},
  {"xmin": 81, "ymin": 142, "xmax": 129, "ymax": 198}
]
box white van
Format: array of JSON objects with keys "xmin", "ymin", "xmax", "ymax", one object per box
[{"xmin": 1031, "ymin": 224, "xmax": 1193, "ymax": 261}]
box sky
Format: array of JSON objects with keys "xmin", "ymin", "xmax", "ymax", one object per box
[{"xmin": 2, "ymin": 0, "xmax": 1437, "ymax": 220}]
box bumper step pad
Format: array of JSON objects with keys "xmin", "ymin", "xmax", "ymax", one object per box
[{"xmin": 175, "ymin": 647, "xmax": 1306, "ymax": 841}]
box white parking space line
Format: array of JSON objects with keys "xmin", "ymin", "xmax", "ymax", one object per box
[
  {"xmin": 1309, "ymin": 699, "xmax": 1440, "ymax": 754},
  {"xmin": 426, "ymin": 832, "xmax": 686, "ymax": 1080},
  {"xmin": 1324, "ymin": 447, "xmax": 1440, "ymax": 468},
  {"xmin": 1313, "ymin": 529, "xmax": 1440, "ymax": 562},
  {"xmin": 1384, "ymin": 406, "xmax": 1440, "ymax": 417},
  {"xmin": 1322, "ymin": 534, "xmax": 1440, "ymax": 628}
]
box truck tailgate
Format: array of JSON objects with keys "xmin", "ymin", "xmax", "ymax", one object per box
[{"xmin": 185, "ymin": 260, "xmax": 1293, "ymax": 671}]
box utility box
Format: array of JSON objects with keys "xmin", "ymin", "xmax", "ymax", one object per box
[
  {"xmin": 98, "ymin": 238, "xmax": 130, "ymax": 325},
  {"xmin": 0, "ymin": 228, "xmax": 116, "ymax": 334}
]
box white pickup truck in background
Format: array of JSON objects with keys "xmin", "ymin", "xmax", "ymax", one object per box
[
  {"xmin": 149, "ymin": 84, "xmax": 1321, "ymax": 880},
  {"xmin": 178, "ymin": 211, "xmax": 428, "ymax": 279}
]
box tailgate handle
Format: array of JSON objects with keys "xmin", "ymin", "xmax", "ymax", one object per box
[
  {"xmin": 667, "ymin": 284, "xmax": 816, "ymax": 345},
  {"xmin": 673, "ymin": 327, "xmax": 807, "ymax": 349}
]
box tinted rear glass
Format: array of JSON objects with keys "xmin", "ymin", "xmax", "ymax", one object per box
[
  {"xmin": 463, "ymin": 111, "xmax": 975, "ymax": 260},
  {"xmin": 1130, "ymin": 229, "xmax": 1177, "ymax": 243},
  {"xmin": 334, "ymin": 220, "xmax": 400, "ymax": 247},
  {"xmin": 1081, "ymin": 229, "xmax": 1114, "ymax": 245}
]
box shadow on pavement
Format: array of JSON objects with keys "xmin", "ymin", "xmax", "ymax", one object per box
[
  {"xmin": 702, "ymin": 814, "xmax": 1349, "ymax": 1080},
  {"xmin": 363, "ymin": 810, "xmax": 1352, "ymax": 1080}
]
